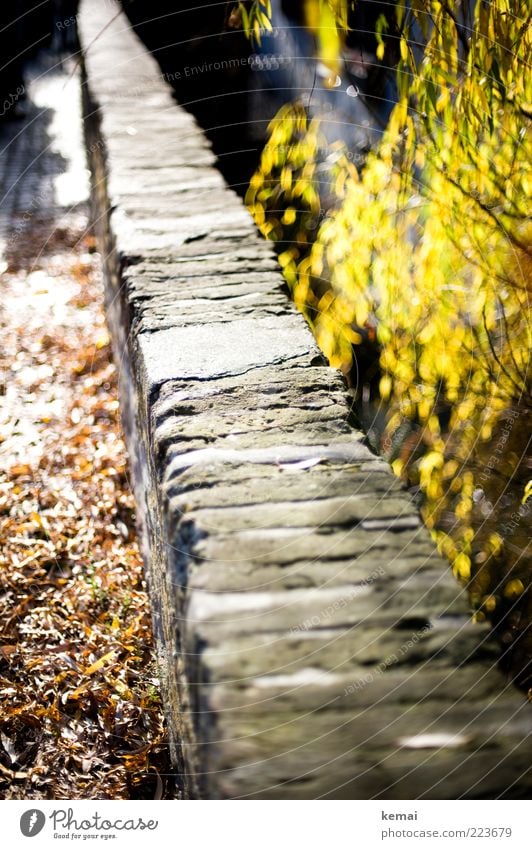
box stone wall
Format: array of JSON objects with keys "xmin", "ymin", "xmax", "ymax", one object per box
[{"xmin": 78, "ymin": 0, "xmax": 532, "ymax": 799}]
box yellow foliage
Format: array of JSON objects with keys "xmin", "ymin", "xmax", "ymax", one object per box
[
  {"xmin": 238, "ymin": 0, "xmax": 272, "ymax": 45},
  {"xmin": 504, "ymin": 579, "xmax": 525, "ymax": 599},
  {"xmin": 246, "ymin": 0, "xmax": 531, "ymax": 623}
]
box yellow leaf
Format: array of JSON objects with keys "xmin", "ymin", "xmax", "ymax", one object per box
[
  {"xmin": 504, "ymin": 579, "xmax": 524, "ymax": 599},
  {"xmin": 84, "ymin": 650, "xmax": 116, "ymax": 676}
]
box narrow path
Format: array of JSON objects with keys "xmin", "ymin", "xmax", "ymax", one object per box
[{"xmin": 0, "ymin": 57, "xmax": 170, "ymax": 798}]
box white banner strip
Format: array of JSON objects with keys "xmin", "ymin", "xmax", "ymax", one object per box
[{"xmin": 2, "ymin": 800, "xmax": 528, "ymax": 849}]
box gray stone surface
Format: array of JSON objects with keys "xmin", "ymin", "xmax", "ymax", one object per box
[
  {"xmin": 138, "ymin": 316, "xmax": 315, "ymax": 384},
  {"xmin": 79, "ymin": 0, "xmax": 532, "ymax": 799}
]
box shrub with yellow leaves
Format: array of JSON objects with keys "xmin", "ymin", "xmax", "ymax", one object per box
[{"xmin": 246, "ymin": 0, "xmax": 532, "ymax": 671}]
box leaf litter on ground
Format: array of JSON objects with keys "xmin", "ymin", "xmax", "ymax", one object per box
[{"xmin": 0, "ymin": 216, "xmax": 173, "ymax": 799}]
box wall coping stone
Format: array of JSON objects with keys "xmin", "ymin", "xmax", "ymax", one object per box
[{"xmin": 79, "ymin": 0, "xmax": 532, "ymax": 799}]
